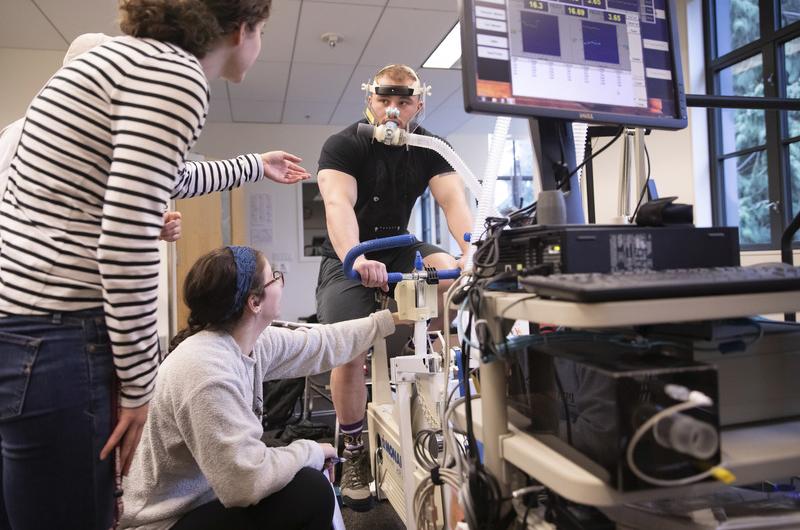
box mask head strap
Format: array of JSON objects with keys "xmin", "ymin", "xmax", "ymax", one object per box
[{"xmin": 361, "ymin": 64, "xmax": 431, "ymax": 98}]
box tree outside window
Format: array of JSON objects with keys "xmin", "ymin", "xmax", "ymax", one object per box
[{"xmin": 707, "ymin": 0, "xmax": 800, "ymax": 248}]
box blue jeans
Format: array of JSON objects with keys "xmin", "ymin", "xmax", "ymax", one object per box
[{"xmin": 0, "ymin": 309, "xmax": 115, "ymax": 530}]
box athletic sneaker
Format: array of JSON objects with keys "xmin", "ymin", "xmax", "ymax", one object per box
[{"xmin": 340, "ymin": 445, "xmax": 374, "ymax": 512}]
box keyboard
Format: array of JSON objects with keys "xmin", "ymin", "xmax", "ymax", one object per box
[{"xmin": 518, "ymin": 264, "xmax": 800, "ymax": 302}]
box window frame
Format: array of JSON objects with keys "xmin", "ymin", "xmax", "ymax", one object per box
[
  {"xmin": 704, "ymin": 0, "xmax": 800, "ymax": 249},
  {"xmin": 492, "ymin": 138, "xmax": 537, "ymax": 214}
]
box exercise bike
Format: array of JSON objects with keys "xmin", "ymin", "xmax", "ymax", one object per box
[{"xmin": 342, "ymin": 234, "xmax": 461, "ymax": 530}]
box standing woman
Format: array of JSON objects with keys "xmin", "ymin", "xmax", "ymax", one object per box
[{"xmin": 0, "ymin": 1, "xmax": 307, "ymax": 529}]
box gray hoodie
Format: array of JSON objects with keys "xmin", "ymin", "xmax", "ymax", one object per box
[{"xmin": 120, "ymin": 310, "xmax": 395, "ymax": 530}]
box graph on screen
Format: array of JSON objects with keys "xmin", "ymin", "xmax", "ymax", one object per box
[{"xmin": 461, "ymin": 0, "xmax": 686, "ymax": 129}]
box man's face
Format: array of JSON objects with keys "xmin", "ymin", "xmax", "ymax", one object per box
[{"xmin": 367, "ymin": 76, "xmax": 423, "ymax": 130}]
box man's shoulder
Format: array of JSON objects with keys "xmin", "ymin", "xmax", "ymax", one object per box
[
  {"xmin": 320, "ymin": 120, "xmax": 371, "ymax": 165},
  {"xmin": 329, "ymin": 120, "xmax": 363, "ymax": 140}
]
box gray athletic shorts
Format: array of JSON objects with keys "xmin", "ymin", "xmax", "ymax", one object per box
[{"xmin": 315, "ymin": 241, "xmax": 446, "ymax": 324}]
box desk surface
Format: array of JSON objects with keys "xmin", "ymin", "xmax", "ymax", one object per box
[
  {"xmin": 455, "ymin": 399, "xmax": 800, "ymax": 507},
  {"xmin": 482, "ymin": 290, "xmax": 800, "ymax": 327}
]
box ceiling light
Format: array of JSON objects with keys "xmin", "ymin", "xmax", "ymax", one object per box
[{"xmin": 422, "ymin": 22, "xmax": 461, "ymax": 69}]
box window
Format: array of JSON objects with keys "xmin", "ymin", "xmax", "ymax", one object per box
[
  {"xmin": 706, "ymin": 0, "xmax": 800, "ymax": 248},
  {"xmin": 298, "ymin": 182, "xmax": 327, "ymax": 258},
  {"xmin": 411, "ymin": 135, "xmax": 535, "ymax": 252},
  {"xmin": 492, "ymin": 137, "xmax": 537, "ymax": 215}
]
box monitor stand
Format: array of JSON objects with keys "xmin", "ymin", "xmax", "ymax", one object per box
[
  {"xmin": 528, "ymin": 117, "xmax": 585, "ymax": 224},
  {"xmin": 617, "ymin": 127, "xmax": 650, "ymax": 220}
]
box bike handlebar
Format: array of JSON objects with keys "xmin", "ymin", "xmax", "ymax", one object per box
[{"xmin": 342, "ymin": 235, "xmax": 461, "ymax": 283}]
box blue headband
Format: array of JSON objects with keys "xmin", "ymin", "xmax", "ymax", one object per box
[{"xmin": 227, "ymin": 246, "xmax": 257, "ymax": 319}]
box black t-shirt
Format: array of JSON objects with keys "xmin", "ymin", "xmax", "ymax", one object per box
[{"xmin": 316, "ymin": 120, "xmax": 454, "ymax": 259}]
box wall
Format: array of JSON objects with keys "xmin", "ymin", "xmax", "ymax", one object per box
[
  {"xmin": 576, "ymin": 0, "xmax": 708, "ymax": 225},
  {"xmin": 0, "ymin": 48, "xmax": 64, "ymax": 125},
  {"xmin": 192, "ymin": 122, "xmax": 341, "ymax": 321}
]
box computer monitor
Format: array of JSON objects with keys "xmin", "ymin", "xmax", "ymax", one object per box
[
  {"xmin": 460, "ymin": 0, "xmax": 688, "ymax": 221},
  {"xmin": 460, "ymin": 0, "xmax": 687, "ymax": 129}
]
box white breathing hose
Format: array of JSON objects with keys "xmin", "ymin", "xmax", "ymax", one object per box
[
  {"xmin": 466, "ymin": 116, "xmax": 511, "ymax": 270},
  {"xmin": 400, "ymin": 117, "xmax": 511, "ymax": 269},
  {"xmin": 572, "ymin": 122, "xmax": 588, "ymax": 184},
  {"xmin": 406, "ymin": 134, "xmax": 482, "ymax": 199}
]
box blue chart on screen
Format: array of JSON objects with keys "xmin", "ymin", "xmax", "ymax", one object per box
[
  {"xmin": 521, "ymin": 11, "xmax": 561, "ymax": 56},
  {"xmin": 582, "ymin": 21, "xmax": 619, "ymax": 64},
  {"xmin": 607, "ymin": 0, "xmax": 640, "ymax": 11}
]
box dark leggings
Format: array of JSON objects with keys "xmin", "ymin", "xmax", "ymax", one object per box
[{"xmin": 170, "ymin": 467, "xmax": 334, "ymax": 530}]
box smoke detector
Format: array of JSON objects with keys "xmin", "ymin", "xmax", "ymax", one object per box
[{"xmin": 321, "ymin": 32, "xmax": 342, "ymax": 48}]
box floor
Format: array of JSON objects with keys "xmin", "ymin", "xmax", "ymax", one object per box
[{"xmin": 341, "ymin": 500, "xmax": 405, "ymax": 530}]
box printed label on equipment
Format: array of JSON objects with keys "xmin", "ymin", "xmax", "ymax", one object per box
[{"xmin": 610, "ymin": 233, "xmax": 653, "ymax": 271}]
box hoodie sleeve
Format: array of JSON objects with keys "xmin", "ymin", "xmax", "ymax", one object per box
[{"xmin": 254, "ymin": 310, "xmax": 395, "ymax": 381}]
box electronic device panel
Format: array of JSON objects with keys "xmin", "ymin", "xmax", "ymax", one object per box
[
  {"xmin": 460, "ymin": 0, "xmax": 687, "ymax": 129},
  {"xmin": 506, "ymin": 338, "xmax": 720, "ymax": 491},
  {"xmin": 488, "ymin": 224, "xmax": 740, "ymax": 277}
]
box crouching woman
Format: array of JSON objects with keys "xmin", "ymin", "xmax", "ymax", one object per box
[{"xmin": 120, "ymin": 246, "xmax": 395, "ymax": 530}]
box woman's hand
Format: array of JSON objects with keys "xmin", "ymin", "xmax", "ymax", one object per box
[
  {"xmin": 318, "ymin": 442, "xmax": 337, "ymax": 460},
  {"xmin": 100, "ymin": 403, "xmax": 149, "ymax": 475},
  {"xmin": 260, "ymin": 151, "xmax": 311, "ymax": 184},
  {"xmin": 318, "ymin": 442, "xmax": 338, "ymax": 483},
  {"xmin": 159, "ymin": 211, "xmax": 182, "ymax": 242}
]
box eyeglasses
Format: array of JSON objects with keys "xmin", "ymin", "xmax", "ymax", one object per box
[{"xmin": 264, "ymin": 270, "xmax": 284, "ymax": 289}]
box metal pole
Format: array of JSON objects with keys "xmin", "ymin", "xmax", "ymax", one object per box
[
  {"xmin": 634, "ymin": 128, "xmax": 648, "ymax": 207},
  {"xmin": 617, "ymin": 128, "xmax": 635, "ymax": 218}
]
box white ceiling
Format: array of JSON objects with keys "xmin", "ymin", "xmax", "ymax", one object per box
[{"xmin": 0, "ymin": 0, "xmax": 499, "ymax": 136}]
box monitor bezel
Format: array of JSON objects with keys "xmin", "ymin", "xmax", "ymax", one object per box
[{"xmin": 460, "ymin": 0, "xmax": 688, "ymax": 130}]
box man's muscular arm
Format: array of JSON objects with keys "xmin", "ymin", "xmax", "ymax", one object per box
[
  {"xmin": 317, "ymin": 169, "xmax": 388, "ymax": 290},
  {"xmin": 429, "ymin": 171, "xmax": 473, "ymax": 266}
]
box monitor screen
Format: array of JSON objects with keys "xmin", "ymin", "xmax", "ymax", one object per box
[{"xmin": 460, "ymin": 0, "xmax": 687, "ymax": 130}]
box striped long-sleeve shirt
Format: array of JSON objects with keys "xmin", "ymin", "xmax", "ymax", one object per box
[{"xmin": 0, "ymin": 36, "xmax": 264, "ymax": 408}]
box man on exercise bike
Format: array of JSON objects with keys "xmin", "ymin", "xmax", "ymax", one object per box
[{"xmin": 315, "ymin": 64, "xmax": 472, "ymax": 511}]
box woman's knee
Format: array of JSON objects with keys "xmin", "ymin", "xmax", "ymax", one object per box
[
  {"xmin": 251, "ymin": 468, "xmax": 334, "ymax": 529},
  {"xmin": 293, "ymin": 467, "xmax": 334, "ymax": 516}
]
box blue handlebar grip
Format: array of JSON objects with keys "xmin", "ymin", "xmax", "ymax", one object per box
[
  {"xmin": 387, "ymin": 272, "xmax": 403, "ymax": 283},
  {"xmin": 438, "ymin": 269, "xmax": 461, "ymax": 280},
  {"xmin": 342, "ymin": 234, "xmax": 418, "ymax": 280},
  {"xmin": 414, "ymin": 251, "xmax": 424, "ymax": 272}
]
